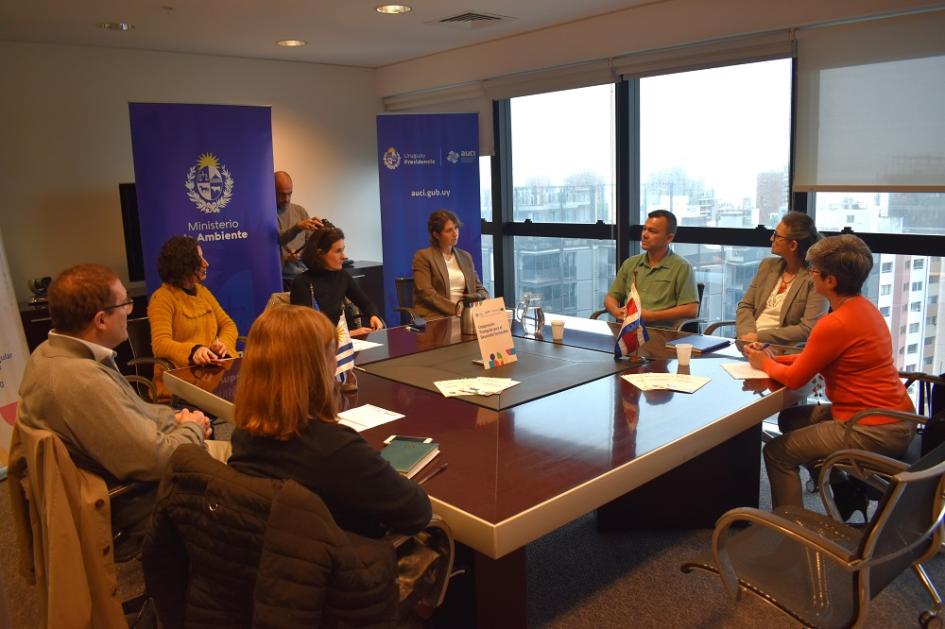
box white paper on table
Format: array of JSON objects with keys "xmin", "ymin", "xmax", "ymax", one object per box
[
  {"xmin": 350, "ymin": 338, "xmax": 383, "ymax": 352},
  {"xmin": 434, "ymin": 377, "xmax": 519, "ymax": 397},
  {"xmin": 337, "ymin": 404, "xmax": 404, "ymax": 432},
  {"xmin": 621, "ymin": 373, "xmax": 710, "ymax": 394},
  {"xmin": 721, "ymin": 362, "xmax": 769, "ymax": 380}
]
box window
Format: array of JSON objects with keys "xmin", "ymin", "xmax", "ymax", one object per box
[
  {"xmin": 881, "ymin": 262, "xmax": 893, "ymax": 273},
  {"xmin": 915, "ymin": 259, "xmax": 925, "ymax": 269},
  {"xmin": 906, "ymin": 364, "xmax": 917, "ymax": 372},
  {"xmin": 639, "ymin": 59, "xmax": 791, "ymax": 227},
  {"xmin": 670, "ymin": 244, "xmax": 771, "ymax": 322},
  {"xmin": 814, "ymin": 194, "xmax": 945, "ymax": 236},
  {"xmin": 926, "ymin": 337, "xmax": 935, "ymax": 346},
  {"xmin": 512, "ymin": 237, "xmax": 615, "ymax": 317},
  {"xmin": 931, "ymin": 275, "xmax": 940, "ymax": 284},
  {"xmin": 479, "ymin": 156, "xmax": 493, "ymax": 222},
  {"xmin": 911, "ymin": 302, "xmax": 922, "ymax": 312},
  {"xmin": 880, "ymin": 284, "xmax": 891, "ymax": 296},
  {"xmin": 930, "ymin": 316, "xmax": 938, "ymax": 326},
  {"xmin": 907, "ymin": 344, "xmax": 918, "ymax": 354},
  {"xmin": 511, "ymin": 85, "xmax": 616, "ymax": 224},
  {"xmin": 912, "ymin": 282, "xmax": 923, "ymax": 291},
  {"xmin": 880, "ymin": 306, "xmax": 891, "ymax": 316},
  {"xmin": 925, "ymin": 357, "xmax": 934, "ymax": 366},
  {"xmin": 909, "ymin": 322, "xmax": 920, "ymax": 333},
  {"xmin": 480, "ymin": 234, "xmax": 494, "ymax": 297},
  {"xmin": 900, "ymin": 325, "xmax": 907, "ymax": 334}
]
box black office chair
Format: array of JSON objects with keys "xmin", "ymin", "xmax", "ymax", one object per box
[
  {"xmin": 125, "ymin": 317, "xmax": 175, "ymax": 403},
  {"xmin": 395, "ymin": 276, "xmax": 418, "ymax": 325},
  {"xmin": 682, "ymin": 441, "xmax": 945, "ymax": 629}
]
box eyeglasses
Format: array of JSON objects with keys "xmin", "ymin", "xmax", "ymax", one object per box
[
  {"xmin": 770, "ymin": 231, "xmax": 791, "ymax": 242},
  {"xmin": 102, "ymin": 299, "xmax": 134, "ymax": 312}
]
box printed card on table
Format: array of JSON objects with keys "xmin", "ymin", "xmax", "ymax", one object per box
[{"xmin": 472, "ymin": 297, "xmax": 517, "ymax": 370}]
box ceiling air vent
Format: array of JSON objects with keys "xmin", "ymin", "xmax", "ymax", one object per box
[{"xmin": 436, "ymin": 11, "xmax": 513, "ymax": 29}]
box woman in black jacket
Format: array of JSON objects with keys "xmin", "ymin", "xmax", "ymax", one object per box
[
  {"xmin": 228, "ymin": 305, "xmax": 430, "ymax": 537},
  {"xmin": 289, "ymin": 225, "xmax": 384, "ymax": 335}
]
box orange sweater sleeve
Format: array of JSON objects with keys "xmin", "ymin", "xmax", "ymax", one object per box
[{"xmin": 761, "ymin": 316, "xmax": 845, "ymax": 389}]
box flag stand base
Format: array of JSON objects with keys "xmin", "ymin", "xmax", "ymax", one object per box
[{"xmin": 615, "ymin": 354, "xmax": 648, "ymax": 364}]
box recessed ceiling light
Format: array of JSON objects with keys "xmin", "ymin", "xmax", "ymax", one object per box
[
  {"xmin": 98, "ymin": 21, "xmax": 134, "ymax": 32},
  {"xmin": 276, "ymin": 39, "xmax": 307, "ymax": 47},
  {"xmin": 376, "ymin": 5, "xmax": 412, "ymax": 15}
]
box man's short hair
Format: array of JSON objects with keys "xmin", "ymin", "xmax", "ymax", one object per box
[
  {"xmin": 48, "ymin": 264, "xmax": 119, "ymax": 333},
  {"xmin": 647, "ymin": 209, "xmax": 678, "ymax": 235}
]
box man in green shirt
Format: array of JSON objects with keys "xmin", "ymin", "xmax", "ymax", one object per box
[{"xmin": 604, "ymin": 210, "xmax": 699, "ymax": 326}]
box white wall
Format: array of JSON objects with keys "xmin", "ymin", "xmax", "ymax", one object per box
[{"xmin": 0, "ymin": 42, "xmax": 382, "ymax": 302}]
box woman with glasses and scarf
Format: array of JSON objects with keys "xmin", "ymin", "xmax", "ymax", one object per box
[{"xmin": 735, "ymin": 211, "xmax": 827, "ymax": 345}]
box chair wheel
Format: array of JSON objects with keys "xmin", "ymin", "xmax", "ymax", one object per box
[{"xmin": 920, "ymin": 610, "xmax": 943, "ymax": 628}]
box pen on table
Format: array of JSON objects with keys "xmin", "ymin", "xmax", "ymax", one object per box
[{"xmin": 417, "ymin": 462, "xmax": 448, "ymax": 485}]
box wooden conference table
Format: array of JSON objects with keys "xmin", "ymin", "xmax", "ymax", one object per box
[{"xmin": 164, "ymin": 314, "xmax": 795, "ymax": 628}]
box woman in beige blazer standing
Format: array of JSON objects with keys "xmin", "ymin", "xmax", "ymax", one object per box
[
  {"xmin": 736, "ymin": 211, "xmax": 827, "ymax": 345},
  {"xmin": 412, "ymin": 210, "xmax": 489, "ymax": 319}
]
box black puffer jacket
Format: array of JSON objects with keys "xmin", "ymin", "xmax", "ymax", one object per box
[{"xmin": 142, "ymin": 445, "xmax": 398, "ymax": 628}]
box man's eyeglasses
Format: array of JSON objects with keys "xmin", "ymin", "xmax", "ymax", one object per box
[
  {"xmin": 770, "ymin": 231, "xmax": 791, "ymax": 242},
  {"xmin": 102, "ymin": 299, "xmax": 134, "ymax": 312}
]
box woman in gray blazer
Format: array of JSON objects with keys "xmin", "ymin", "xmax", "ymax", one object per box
[
  {"xmin": 736, "ymin": 211, "xmax": 827, "ymax": 345},
  {"xmin": 412, "ymin": 210, "xmax": 489, "ymax": 319}
]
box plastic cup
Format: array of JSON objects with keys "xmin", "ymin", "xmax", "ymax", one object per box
[
  {"xmin": 551, "ymin": 319, "xmax": 565, "ymax": 341},
  {"xmin": 676, "ymin": 343, "xmax": 693, "ymax": 366}
]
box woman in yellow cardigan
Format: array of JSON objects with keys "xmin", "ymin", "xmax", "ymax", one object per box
[{"xmin": 148, "ymin": 236, "xmax": 238, "ymax": 397}]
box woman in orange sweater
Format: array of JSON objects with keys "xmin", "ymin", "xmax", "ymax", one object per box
[
  {"xmin": 745, "ymin": 234, "xmax": 915, "ymax": 509},
  {"xmin": 148, "ymin": 236, "xmax": 238, "ymax": 398}
]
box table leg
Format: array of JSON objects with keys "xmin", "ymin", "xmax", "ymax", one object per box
[
  {"xmin": 597, "ymin": 423, "xmax": 762, "ymax": 530},
  {"xmin": 434, "ymin": 545, "xmax": 527, "ymax": 629}
]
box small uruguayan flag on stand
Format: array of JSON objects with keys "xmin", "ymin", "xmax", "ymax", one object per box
[{"xmin": 335, "ymin": 315, "xmax": 355, "ymax": 377}]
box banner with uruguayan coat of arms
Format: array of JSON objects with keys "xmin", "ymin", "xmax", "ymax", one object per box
[
  {"xmin": 128, "ymin": 104, "xmax": 282, "ymax": 334},
  {"xmin": 0, "ymin": 225, "xmax": 30, "ymax": 465}
]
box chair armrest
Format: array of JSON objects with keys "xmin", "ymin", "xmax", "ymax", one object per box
[
  {"xmin": 124, "ymin": 375, "xmax": 158, "ymax": 403},
  {"xmin": 673, "ymin": 318, "xmax": 706, "ymax": 332},
  {"xmin": 589, "ymin": 309, "xmax": 609, "ymax": 320},
  {"xmin": 703, "ymin": 320, "xmax": 737, "ymax": 336},
  {"xmin": 712, "ymin": 506, "xmax": 859, "ymax": 600},
  {"xmin": 394, "ymin": 307, "xmax": 417, "ymax": 325},
  {"xmin": 128, "ymin": 356, "xmax": 176, "ymax": 371},
  {"xmin": 818, "ymin": 448, "xmax": 906, "ymax": 520},
  {"xmin": 844, "ymin": 409, "xmax": 928, "ymax": 435}
]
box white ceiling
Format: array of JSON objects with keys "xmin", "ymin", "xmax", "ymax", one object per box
[{"xmin": 0, "ymin": 0, "xmax": 654, "ymax": 68}]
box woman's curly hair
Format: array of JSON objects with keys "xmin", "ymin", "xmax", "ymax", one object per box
[{"xmin": 157, "ymin": 235, "xmax": 202, "ymax": 287}]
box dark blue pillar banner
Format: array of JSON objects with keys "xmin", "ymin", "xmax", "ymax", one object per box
[
  {"xmin": 129, "ymin": 103, "xmax": 282, "ymax": 334},
  {"xmin": 376, "ymin": 113, "xmax": 481, "ymax": 324}
]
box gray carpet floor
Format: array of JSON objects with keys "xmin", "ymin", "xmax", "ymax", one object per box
[{"xmin": 2, "ymin": 447, "xmax": 943, "ymax": 628}]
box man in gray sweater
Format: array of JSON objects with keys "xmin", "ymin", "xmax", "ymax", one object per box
[{"xmin": 16, "ymin": 264, "xmax": 212, "ymax": 539}]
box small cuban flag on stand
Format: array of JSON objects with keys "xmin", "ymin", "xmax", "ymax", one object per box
[{"xmin": 614, "ymin": 283, "xmax": 649, "ymax": 361}]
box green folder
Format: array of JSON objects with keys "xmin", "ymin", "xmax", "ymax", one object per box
[{"xmin": 381, "ymin": 439, "xmax": 440, "ymax": 478}]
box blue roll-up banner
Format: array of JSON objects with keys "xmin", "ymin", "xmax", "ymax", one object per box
[
  {"xmin": 128, "ymin": 103, "xmax": 281, "ymax": 334},
  {"xmin": 376, "ymin": 113, "xmax": 480, "ymax": 324}
]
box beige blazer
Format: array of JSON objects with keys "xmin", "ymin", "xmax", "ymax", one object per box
[
  {"xmin": 8, "ymin": 423, "xmax": 127, "ymax": 629},
  {"xmin": 411, "ymin": 246, "xmax": 488, "ymax": 319},
  {"xmin": 735, "ymin": 257, "xmax": 827, "ymax": 345}
]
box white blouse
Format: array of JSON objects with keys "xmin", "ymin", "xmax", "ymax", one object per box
[
  {"xmin": 443, "ymin": 251, "xmax": 466, "ymax": 304},
  {"xmin": 755, "ymin": 280, "xmax": 789, "ymax": 331}
]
